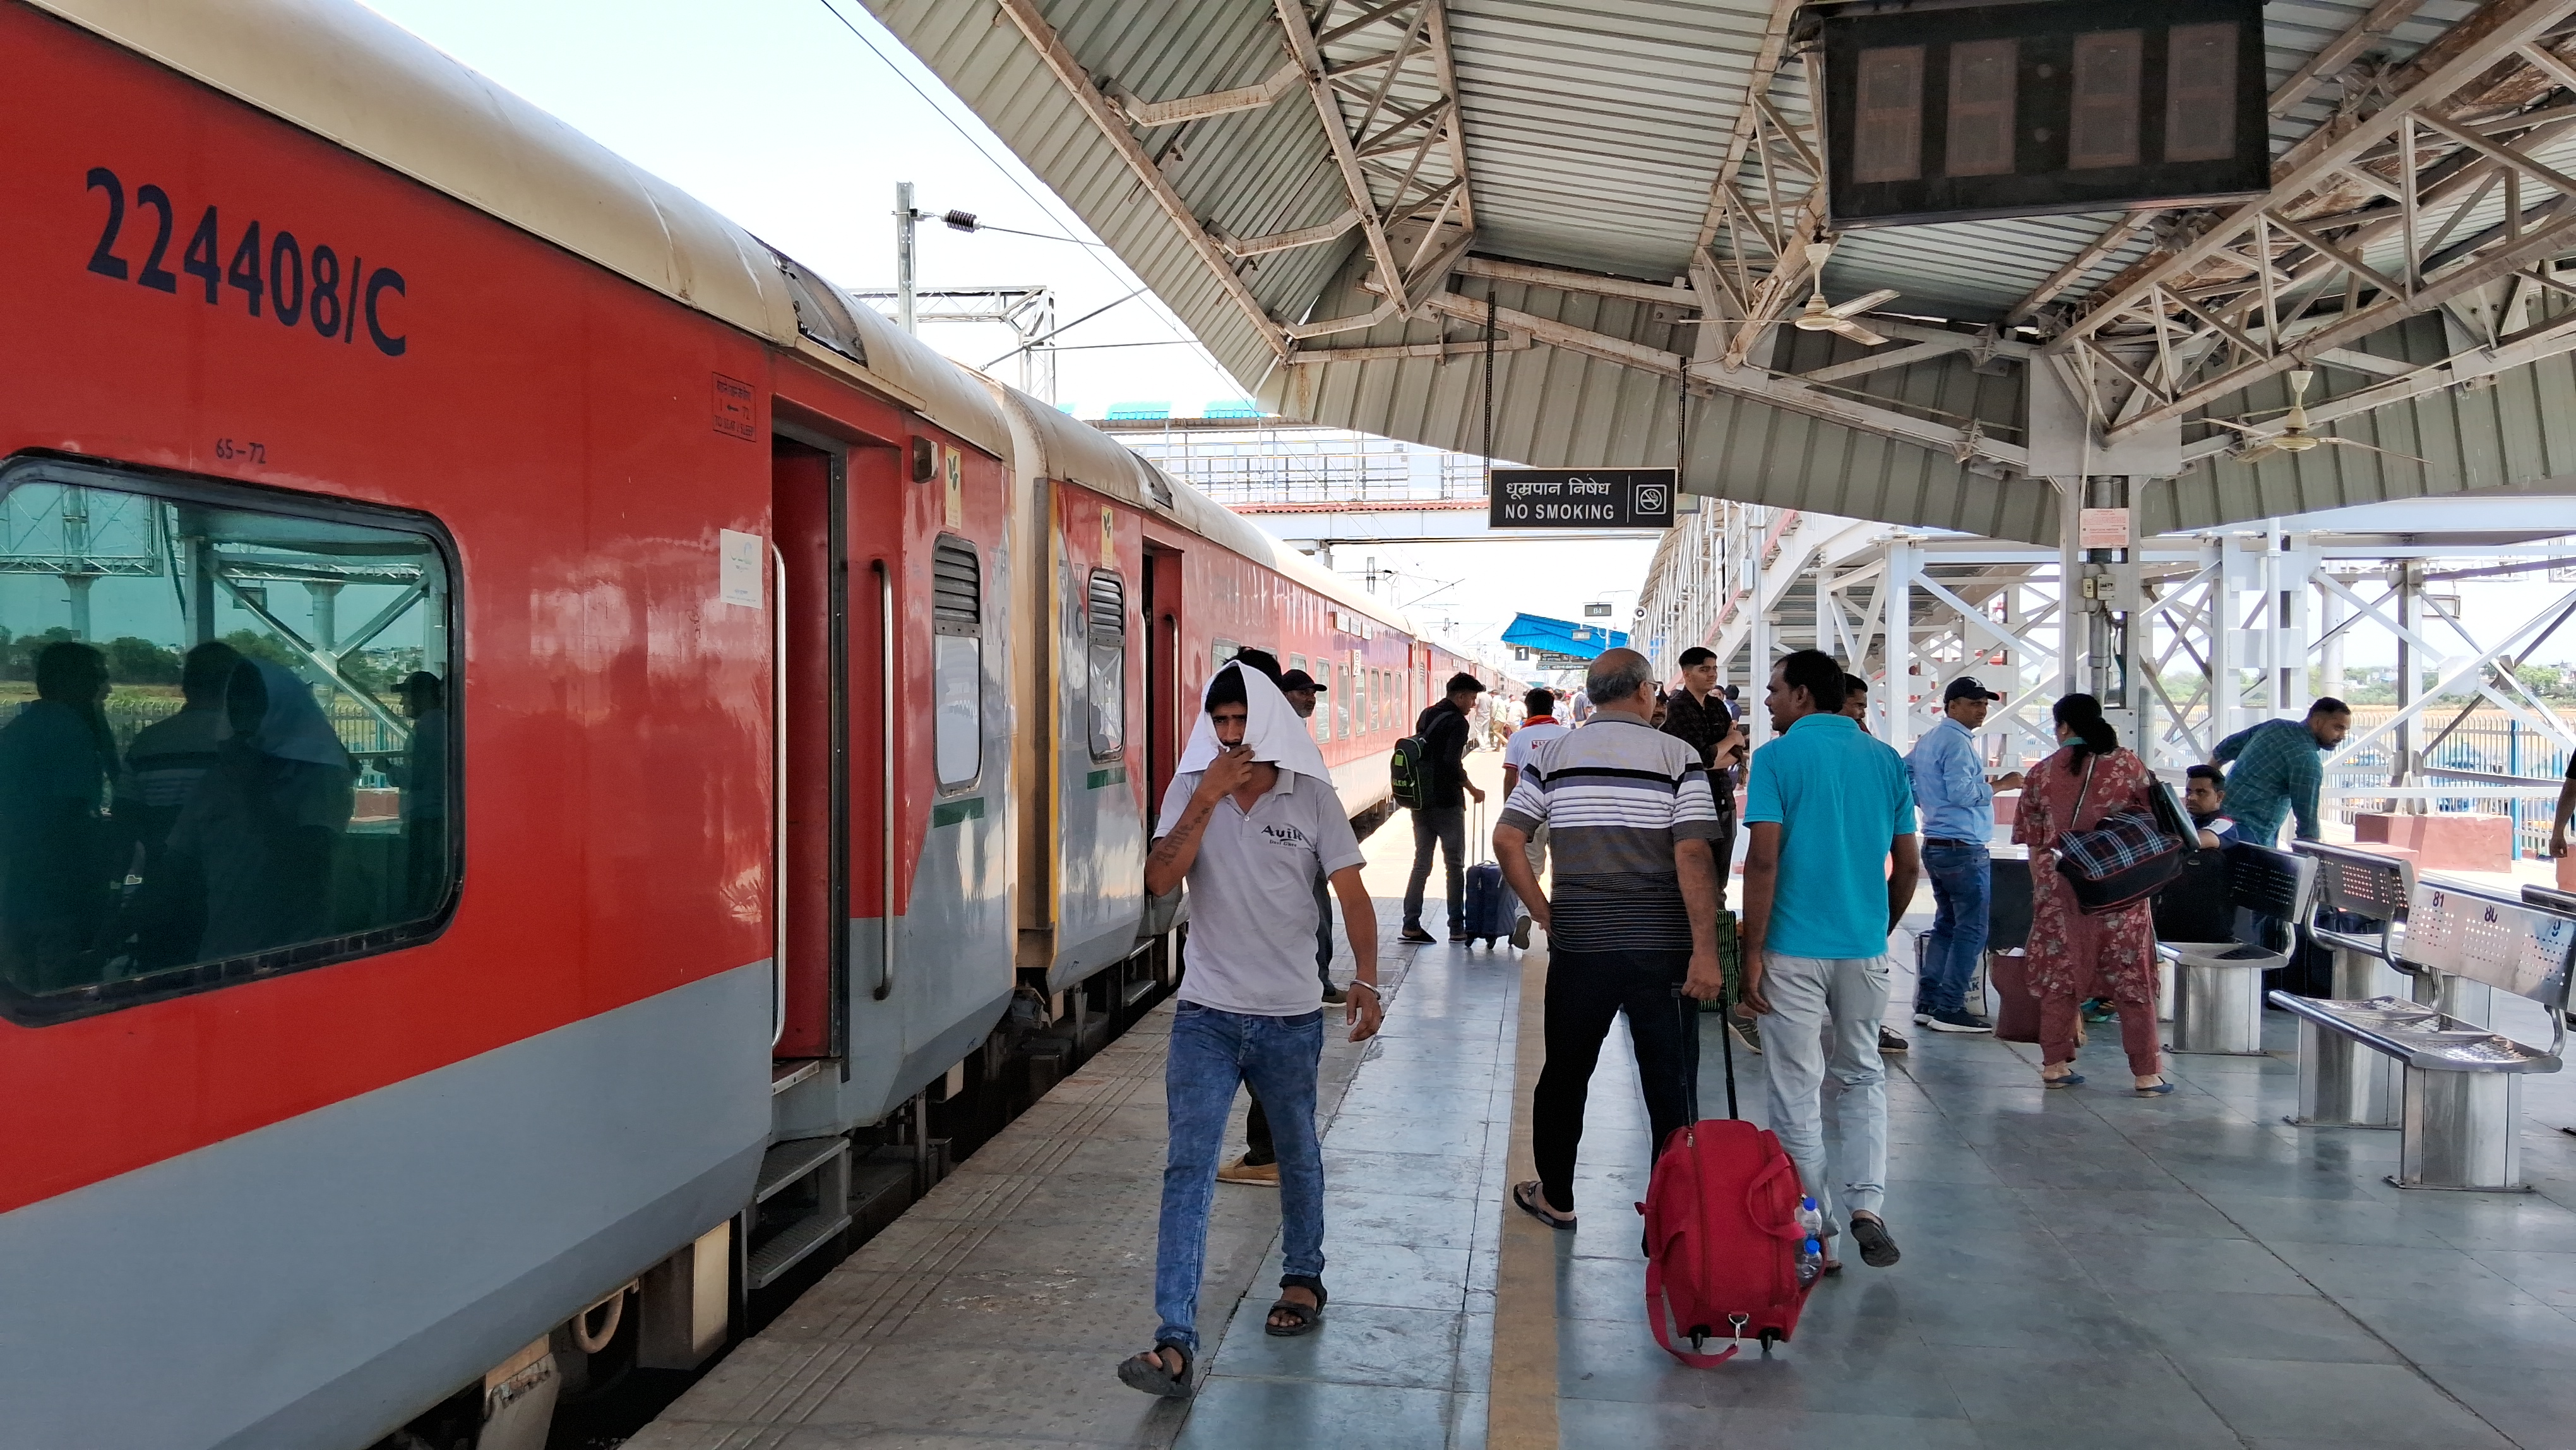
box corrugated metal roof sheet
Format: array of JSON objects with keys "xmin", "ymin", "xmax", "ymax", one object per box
[{"xmin": 867, "ymin": 0, "xmax": 2576, "ymax": 537}]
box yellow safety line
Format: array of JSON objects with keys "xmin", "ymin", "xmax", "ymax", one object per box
[{"xmin": 1486, "ymin": 941, "xmax": 1559, "ymax": 1450}]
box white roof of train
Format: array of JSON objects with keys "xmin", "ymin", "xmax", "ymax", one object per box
[{"xmin": 32, "ymin": 0, "xmax": 1417, "ymax": 640}]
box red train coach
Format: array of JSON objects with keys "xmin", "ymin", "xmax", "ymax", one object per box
[{"xmin": 0, "ymin": 0, "xmax": 1019, "ymax": 1444}]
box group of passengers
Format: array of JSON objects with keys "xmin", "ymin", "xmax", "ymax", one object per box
[
  {"xmin": 1119, "ymin": 637, "xmax": 2354, "ymax": 1395},
  {"xmin": 0, "ymin": 638, "xmax": 447, "ymax": 996}
]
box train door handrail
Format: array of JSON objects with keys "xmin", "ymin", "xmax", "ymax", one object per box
[
  {"xmin": 772, "ymin": 544, "xmax": 788, "ymax": 1048},
  {"xmin": 875, "ymin": 558, "xmax": 897, "ymax": 1002}
]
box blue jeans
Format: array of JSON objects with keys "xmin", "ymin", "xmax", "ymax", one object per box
[
  {"xmin": 1156, "ymin": 1002, "xmax": 1326, "ymax": 1351},
  {"xmin": 1917, "ymin": 842, "xmax": 1990, "ymax": 1017}
]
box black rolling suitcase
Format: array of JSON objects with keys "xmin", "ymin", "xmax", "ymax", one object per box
[{"xmin": 1462, "ymin": 803, "xmax": 1517, "ymax": 946}]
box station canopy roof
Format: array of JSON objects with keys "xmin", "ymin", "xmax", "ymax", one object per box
[
  {"xmin": 1500, "ymin": 613, "xmax": 1628, "ymax": 661},
  {"xmin": 870, "ymin": 0, "xmax": 2576, "ymax": 544}
]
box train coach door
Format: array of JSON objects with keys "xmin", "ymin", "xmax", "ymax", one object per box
[
  {"xmin": 1143, "ymin": 544, "xmax": 1185, "ymax": 810},
  {"xmin": 773, "ymin": 440, "xmax": 849, "ymax": 1063}
]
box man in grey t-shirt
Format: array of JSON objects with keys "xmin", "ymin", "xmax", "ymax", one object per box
[{"xmin": 1118, "ymin": 664, "xmax": 1381, "ymax": 1399}]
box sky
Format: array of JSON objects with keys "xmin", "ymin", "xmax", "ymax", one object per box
[{"xmin": 350, "ymin": 0, "xmax": 1657, "ymax": 656}]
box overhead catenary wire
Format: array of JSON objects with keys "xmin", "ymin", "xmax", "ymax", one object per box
[
  {"xmin": 980, "ymin": 284, "xmax": 1150, "ymax": 367},
  {"xmin": 811, "ymin": 0, "xmax": 1241, "ymax": 395}
]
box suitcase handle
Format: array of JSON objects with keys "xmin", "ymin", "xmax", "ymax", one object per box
[{"xmin": 1743, "ymin": 1156, "xmax": 1810, "ymax": 1242}]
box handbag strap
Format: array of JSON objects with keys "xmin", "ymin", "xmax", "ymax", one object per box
[{"xmin": 2056, "ymin": 752, "xmax": 2097, "ymax": 846}]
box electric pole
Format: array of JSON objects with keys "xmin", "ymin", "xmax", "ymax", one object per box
[{"xmin": 895, "ymin": 181, "xmax": 918, "ymax": 335}]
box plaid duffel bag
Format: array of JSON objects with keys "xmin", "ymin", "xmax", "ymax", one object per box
[{"xmin": 2054, "ymin": 761, "xmax": 2186, "ymax": 914}]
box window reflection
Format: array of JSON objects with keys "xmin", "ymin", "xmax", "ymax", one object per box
[{"xmin": 0, "ymin": 462, "xmax": 455, "ymax": 1015}]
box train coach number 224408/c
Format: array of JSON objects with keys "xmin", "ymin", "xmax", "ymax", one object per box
[{"xmin": 81, "ymin": 166, "xmax": 408, "ymax": 358}]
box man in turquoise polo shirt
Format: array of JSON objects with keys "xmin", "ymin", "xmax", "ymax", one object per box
[{"xmin": 1741, "ymin": 649, "xmax": 1920, "ymax": 1271}]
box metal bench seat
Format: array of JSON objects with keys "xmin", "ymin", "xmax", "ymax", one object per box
[
  {"xmin": 2270, "ymin": 878, "xmax": 2576, "ymax": 1191},
  {"xmin": 2270, "ymin": 995, "xmax": 2551, "ymax": 1072},
  {"xmin": 2159, "ymin": 842, "xmax": 2317, "ymax": 1055},
  {"xmin": 2283, "ymin": 844, "xmax": 2423, "ymax": 1128}
]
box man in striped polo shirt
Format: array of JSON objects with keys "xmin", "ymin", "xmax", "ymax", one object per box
[{"xmin": 1493, "ymin": 649, "xmax": 1724, "ymax": 1231}]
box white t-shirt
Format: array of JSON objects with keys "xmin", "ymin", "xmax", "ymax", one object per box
[
  {"xmin": 1155, "ymin": 768, "xmax": 1366, "ymax": 1016},
  {"xmin": 1503, "ymin": 718, "xmax": 1570, "ymax": 773}
]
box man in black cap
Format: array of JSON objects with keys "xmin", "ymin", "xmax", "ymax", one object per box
[
  {"xmin": 1902, "ymin": 677, "xmax": 2025, "ymax": 1033},
  {"xmin": 1401, "ymin": 671, "xmax": 1488, "ymax": 944},
  {"xmin": 1276, "ymin": 668, "xmax": 1344, "ymax": 1005},
  {"xmin": 1220, "ymin": 663, "xmax": 1341, "ymax": 1188}
]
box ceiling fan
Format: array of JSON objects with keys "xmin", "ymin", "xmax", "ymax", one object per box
[
  {"xmin": 1789, "ymin": 241, "xmax": 1900, "ymax": 347},
  {"xmin": 2203, "ymin": 369, "xmax": 2430, "ymax": 465}
]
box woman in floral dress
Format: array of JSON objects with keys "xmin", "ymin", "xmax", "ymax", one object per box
[{"xmin": 2012, "ymin": 693, "xmax": 2171, "ymax": 1093}]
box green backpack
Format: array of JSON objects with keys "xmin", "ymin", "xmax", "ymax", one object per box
[{"xmin": 1388, "ymin": 731, "xmax": 1431, "ymax": 810}]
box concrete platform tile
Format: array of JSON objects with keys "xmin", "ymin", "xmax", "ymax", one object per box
[
  {"xmin": 2053, "ymin": 1230, "xmax": 2311, "ymax": 1296},
  {"xmin": 1321, "ymin": 1106, "xmax": 1493, "ymax": 1159},
  {"xmin": 1321, "ymin": 1185, "xmax": 1482, "ymax": 1252},
  {"xmin": 2463, "ymin": 1247, "xmax": 2576, "ymax": 1305},
  {"xmin": 1558, "ymin": 1398, "xmax": 1983, "ymax": 1450},
  {"xmin": 1171, "ymin": 1379, "xmax": 1467, "ymax": 1450},
  {"xmin": 1940, "ymin": 1343, "xmax": 2241, "ymax": 1441},
  {"xmin": 794, "ymin": 1340, "xmax": 1186, "ymax": 1441},
  {"xmin": 2416, "ymin": 1358, "xmax": 2576, "ymax": 1449},
  {"xmin": 2335, "ymin": 1294, "xmax": 2576, "ymax": 1368},
  {"xmin": 1209, "ymin": 1298, "xmax": 1466, "ymax": 1391},
  {"xmin": 1302, "ymin": 1237, "xmax": 1478, "ymax": 1314},
  {"xmin": 2175, "ymin": 1357, "xmax": 2513, "ymax": 1447},
  {"xmin": 2266, "ymin": 1238, "xmax": 2537, "ymax": 1305},
  {"xmin": 1556, "ymin": 1315, "xmax": 1964, "ymax": 1417},
  {"xmin": 2114, "ymin": 1288, "xmax": 2399, "ymax": 1364}
]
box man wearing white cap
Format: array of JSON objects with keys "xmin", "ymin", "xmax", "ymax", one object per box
[{"xmin": 1118, "ymin": 662, "xmax": 1382, "ymax": 1399}]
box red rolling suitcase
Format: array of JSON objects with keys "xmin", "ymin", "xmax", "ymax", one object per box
[{"xmin": 1636, "ymin": 992, "xmax": 1815, "ymax": 1365}]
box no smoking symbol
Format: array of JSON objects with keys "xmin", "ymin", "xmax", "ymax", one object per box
[{"xmin": 1635, "ymin": 484, "xmax": 1669, "ymax": 514}]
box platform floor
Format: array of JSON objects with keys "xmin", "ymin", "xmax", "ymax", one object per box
[{"xmin": 634, "ymin": 762, "xmax": 2576, "ymax": 1450}]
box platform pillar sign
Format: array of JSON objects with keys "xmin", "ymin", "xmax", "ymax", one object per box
[{"xmin": 1487, "ymin": 469, "xmax": 1677, "ymax": 530}]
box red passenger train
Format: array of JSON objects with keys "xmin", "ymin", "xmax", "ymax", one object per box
[{"xmin": 0, "ymin": 3, "xmax": 1509, "ymax": 1446}]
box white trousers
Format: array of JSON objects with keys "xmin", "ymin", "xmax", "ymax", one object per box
[{"xmin": 1758, "ymin": 951, "xmax": 1892, "ymax": 1223}]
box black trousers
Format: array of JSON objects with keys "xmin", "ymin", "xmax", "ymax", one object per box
[
  {"xmin": 1404, "ymin": 804, "xmax": 1467, "ymax": 933},
  {"xmin": 1532, "ymin": 948, "xmax": 1697, "ymax": 1214}
]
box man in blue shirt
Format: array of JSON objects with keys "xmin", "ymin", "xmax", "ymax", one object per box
[
  {"xmin": 1741, "ymin": 649, "xmax": 1920, "ymax": 1270},
  {"xmin": 1903, "ymin": 678, "xmax": 2025, "ymax": 1034}
]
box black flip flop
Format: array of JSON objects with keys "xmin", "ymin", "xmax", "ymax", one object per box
[
  {"xmin": 1116, "ymin": 1340, "xmax": 1193, "ymax": 1398},
  {"xmin": 1265, "ymin": 1275, "xmax": 1328, "ymax": 1337},
  {"xmin": 1513, "ymin": 1179, "xmax": 1576, "ymax": 1231}
]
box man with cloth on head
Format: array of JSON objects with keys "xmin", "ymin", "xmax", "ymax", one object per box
[
  {"xmin": 1493, "ymin": 648, "xmax": 1724, "ymax": 1234},
  {"xmin": 1904, "ymin": 677, "xmax": 2024, "ymax": 1035},
  {"xmin": 1118, "ymin": 661, "xmax": 1382, "ymax": 1399}
]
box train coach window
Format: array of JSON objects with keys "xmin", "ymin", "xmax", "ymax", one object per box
[
  {"xmin": 1084, "ymin": 570, "xmax": 1124, "ymax": 760},
  {"xmin": 932, "ymin": 537, "xmax": 983, "ymax": 789},
  {"xmin": 0, "ymin": 457, "xmax": 457, "ymax": 1024}
]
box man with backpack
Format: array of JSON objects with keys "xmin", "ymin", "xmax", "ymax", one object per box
[
  {"xmin": 1491, "ymin": 649, "xmax": 1724, "ymax": 1233},
  {"xmin": 1398, "ymin": 672, "xmax": 1487, "ymax": 944}
]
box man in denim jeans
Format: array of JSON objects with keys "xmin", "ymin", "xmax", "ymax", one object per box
[
  {"xmin": 1118, "ymin": 664, "xmax": 1382, "ymax": 1398},
  {"xmin": 1904, "ymin": 678, "xmax": 2024, "ymax": 1033}
]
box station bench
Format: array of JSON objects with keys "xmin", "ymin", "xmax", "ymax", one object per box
[
  {"xmin": 2158, "ymin": 842, "xmax": 2317, "ymax": 1056},
  {"xmin": 2287, "ymin": 842, "xmax": 2420, "ymax": 1128},
  {"xmin": 2270, "ymin": 880, "xmax": 2576, "ymax": 1191}
]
